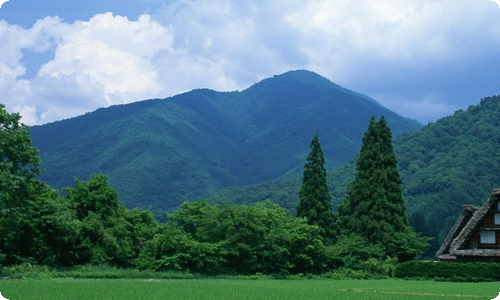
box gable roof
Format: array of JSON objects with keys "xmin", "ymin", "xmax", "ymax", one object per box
[{"xmin": 436, "ymin": 189, "xmax": 500, "ymax": 259}]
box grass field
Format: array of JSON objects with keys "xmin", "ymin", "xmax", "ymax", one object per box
[{"xmin": 0, "ymin": 279, "xmax": 499, "ymax": 300}]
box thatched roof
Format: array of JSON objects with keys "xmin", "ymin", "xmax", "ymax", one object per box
[
  {"xmin": 436, "ymin": 189, "xmax": 500, "ymax": 259},
  {"xmin": 435, "ymin": 204, "xmax": 478, "ymax": 258}
]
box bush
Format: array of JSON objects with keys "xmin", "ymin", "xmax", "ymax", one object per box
[
  {"xmin": 0, "ymin": 263, "xmax": 53, "ymax": 279},
  {"xmin": 395, "ymin": 261, "xmax": 500, "ymax": 282}
]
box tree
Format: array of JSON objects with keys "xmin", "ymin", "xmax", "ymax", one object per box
[
  {"xmin": 0, "ymin": 104, "xmax": 80, "ymax": 266},
  {"xmin": 0, "ymin": 104, "xmax": 43, "ymax": 264},
  {"xmin": 64, "ymin": 174, "xmax": 158, "ymax": 267},
  {"xmin": 0, "ymin": 104, "xmax": 42, "ymax": 211},
  {"xmin": 296, "ymin": 132, "xmax": 335, "ymax": 241},
  {"xmin": 337, "ymin": 116, "xmax": 428, "ymax": 261}
]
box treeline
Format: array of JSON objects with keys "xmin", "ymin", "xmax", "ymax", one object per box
[{"xmin": 0, "ymin": 104, "xmax": 428, "ymax": 275}]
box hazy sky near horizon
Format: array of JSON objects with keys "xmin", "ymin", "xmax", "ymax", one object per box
[{"xmin": 0, "ymin": 0, "xmax": 499, "ymax": 125}]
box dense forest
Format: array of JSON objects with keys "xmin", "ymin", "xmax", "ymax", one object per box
[{"xmin": 0, "ymin": 103, "xmax": 427, "ymax": 275}]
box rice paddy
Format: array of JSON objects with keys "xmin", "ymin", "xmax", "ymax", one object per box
[{"xmin": 0, "ymin": 279, "xmax": 499, "ymax": 300}]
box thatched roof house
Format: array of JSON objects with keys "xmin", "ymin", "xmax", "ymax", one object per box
[{"xmin": 436, "ymin": 189, "xmax": 500, "ymax": 262}]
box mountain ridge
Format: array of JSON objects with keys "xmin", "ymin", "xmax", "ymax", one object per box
[{"xmin": 31, "ymin": 70, "xmax": 422, "ymax": 211}]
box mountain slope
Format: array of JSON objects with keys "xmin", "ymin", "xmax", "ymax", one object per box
[
  {"xmin": 31, "ymin": 70, "xmax": 422, "ymax": 211},
  {"xmin": 396, "ymin": 95, "xmax": 500, "ymax": 241}
]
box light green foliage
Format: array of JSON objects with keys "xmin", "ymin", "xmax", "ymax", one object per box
[
  {"xmin": 329, "ymin": 235, "xmax": 386, "ymax": 269},
  {"xmin": 140, "ymin": 200, "xmax": 330, "ymax": 275},
  {"xmin": 296, "ymin": 132, "xmax": 335, "ymax": 241},
  {"xmin": 337, "ymin": 116, "xmax": 428, "ymax": 261}
]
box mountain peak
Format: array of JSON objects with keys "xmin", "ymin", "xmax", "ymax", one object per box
[
  {"xmin": 247, "ymin": 70, "xmax": 336, "ymax": 92},
  {"xmin": 31, "ymin": 70, "xmax": 422, "ymax": 212}
]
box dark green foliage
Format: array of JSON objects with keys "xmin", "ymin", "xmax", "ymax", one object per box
[
  {"xmin": 0, "ymin": 105, "xmax": 76, "ymax": 266},
  {"xmin": 65, "ymin": 174, "xmax": 120, "ymax": 220},
  {"xmin": 23, "ymin": 184, "xmax": 80, "ymax": 266},
  {"xmin": 0, "ymin": 104, "xmax": 41, "ymax": 187},
  {"xmin": 31, "ymin": 70, "xmax": 422, "ymax": 212},
  {"xmin": 297, "ymin": 132, "xmax": 334, "ymax": 240},
  {"xmin": 0, "ymin": 180, "xmax": 79, "ymax": 266},
  {"xmin": 396, "ymin": 95, "xmax": 500, "ymax": 250},
  {"xmin": 62, "ymin": 174, "xmax": 159, "ymax": 267},
  {"xmin": 395, "ymin": 261, "xmax": 500, "ymax": 282},
  {"xmin": 337, "ymin": 116, "xmax": 428, "ymax": 261}
]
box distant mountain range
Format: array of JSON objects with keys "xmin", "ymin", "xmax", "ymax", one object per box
[{"xmin": 31, "ymin": 70, "xmax": 422, "ymax": 211}]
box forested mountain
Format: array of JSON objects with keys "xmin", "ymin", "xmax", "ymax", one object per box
[
  {"xmin": 211, "ymin": 95, "xmax": 500, "ymax": 255},
  {"xmin": 396, "ymin": 96, "xmax": 500, "ymax": 243},
  {"xmin": 31, "ymin": 70, "xmax": 421, "ymax": 211}
]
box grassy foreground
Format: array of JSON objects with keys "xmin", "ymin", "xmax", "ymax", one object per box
[{"xmin": 0, "ymin": 279, "xmax": 499, "ymax": 300}]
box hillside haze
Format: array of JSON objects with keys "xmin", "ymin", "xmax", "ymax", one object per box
[{"xmin": 31, "ymin": 70, "xmax": 422, "ymax": 211}]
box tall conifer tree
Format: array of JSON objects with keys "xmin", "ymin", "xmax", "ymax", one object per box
[
  {"xmin": 337, "ymin": 116, "xmax": 427, "ymax": 261},
  {"xmin": 297, "ymin": 132, "xmax": 334, "ymax": 240}
]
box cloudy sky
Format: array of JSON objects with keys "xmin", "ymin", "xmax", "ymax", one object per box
[{"xmin": 0, "ymin": 0, "xmax": 499, "ymax": 125}]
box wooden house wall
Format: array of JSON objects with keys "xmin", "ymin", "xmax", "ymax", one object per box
[{"xmin": 470, "ymin": 209, "xmax": 500, "ymax": 249}]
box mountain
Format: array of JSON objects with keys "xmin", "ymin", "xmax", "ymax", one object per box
[{"xmin": 31, "ymin": 70, "xmax": 422, "ymax": 211}]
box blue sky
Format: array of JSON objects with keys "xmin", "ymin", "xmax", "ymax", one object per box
[{"xmin": 0, "ymin": 0, "xmax": 499, "ymax": 125}]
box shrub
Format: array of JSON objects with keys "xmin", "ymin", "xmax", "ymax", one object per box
[
  {"xmin": 395, "ymin": 261, "xmax": 500, "ymax": 282},
  {"xmin": 0, "ymin": 263, "xmax": 53, "ymax": 279}
]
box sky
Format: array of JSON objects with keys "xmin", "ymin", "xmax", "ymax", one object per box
[{"xmin": 0, "ymin": 0, "xmax": 499, "ymax": 125}]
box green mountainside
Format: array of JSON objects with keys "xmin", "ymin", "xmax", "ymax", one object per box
[
  {"xmin": 31, "ymin": 70, "xmax": 421, "ymax": 211},
  {"xmin": 211, "ymin": 95, "xmax": 500, "ymax": 255},
  {"xmin": 396, "ymin": 96, "xmax": 500, "ymax": 241}
]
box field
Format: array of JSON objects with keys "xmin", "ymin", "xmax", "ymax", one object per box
[{"xmin": 0, "ymin": 279, "xmax": 499, "ymax": 300}]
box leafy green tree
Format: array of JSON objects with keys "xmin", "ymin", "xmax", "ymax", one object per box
[
  {"xmin": 65, "ymin": 174, "xmax": 120, "ymax": 221},
  {"xmin": 0, "ymin": 104, "xmax": 80, "ymax": 266},
  {"xmin": 296, "ymin": 132, "xmax": 335, "ymax": 240},
  {"xmin": 0, "ymin": 105, "xmax": 43, "ymax": 264},
  {"xmin": 64, "ymin": 174, "xmax": 158, "ymax": 267},
  {"xmin": 136, "ymin": 224, "xmax": 226, "ymax": 274},
  {"xmin": 24, "ymin": 183, "xmax": 80, "ymax": 266},
  {"xmin": 337, "ymin": 116, "xmax": 427, "ymax": 261},
  {"xmin": 0, "ymin": 104, "xmax": 42, "ymax": 196}
]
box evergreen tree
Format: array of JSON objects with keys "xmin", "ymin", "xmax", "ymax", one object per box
[
  {"xmin": 297, "ymin": 132, "xmax": 334, "ymax": 240},
  {"xmin": 337, "ymin": 116, "xmax": 427, "ymax": 261}
]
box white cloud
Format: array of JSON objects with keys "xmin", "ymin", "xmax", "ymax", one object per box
[
  {"xmin": 1, "ymin": 13, "xmax": 175, "ymax": 124},
  {"xmin": 1, "ymin": 0, "xmax": 500, "ymax": 125},
  {"xmin": 0, "ymin": 0, "xmax": 8, "ymax": 8}
]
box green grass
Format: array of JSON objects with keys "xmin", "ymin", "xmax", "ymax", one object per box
[{"xmin": 0, "ymin": 279, "xmax": 499, "ymax": 300}]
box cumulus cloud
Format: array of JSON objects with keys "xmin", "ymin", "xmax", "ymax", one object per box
[
  {"xmin": 1, "ymin": 13, "xmax": 175, "ymax": 124},
  {"xmin": 1, "ymin": 0, "xmax": 500, "ymax": 124},
  {"xmin": 0, "ymin": 0, "xmax": 8, "ymax": 8}
]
